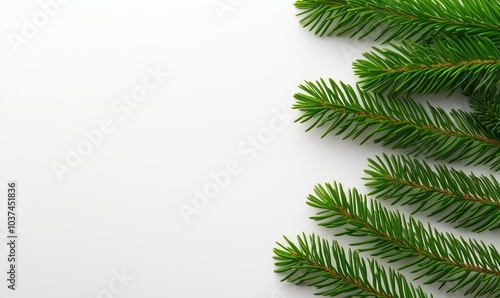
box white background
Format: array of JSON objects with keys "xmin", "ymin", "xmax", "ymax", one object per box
[{"xmin": 0, "ymin": 1, "xmax": 498, "ymax": 297}]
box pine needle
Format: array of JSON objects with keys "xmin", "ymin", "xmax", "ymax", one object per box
[
  {"xmin": 364, "ymin": 154, "xmax": 500, "ymax": 232},
  {"xmin": 294, "ymin": 79, "xmax": 500, "ymax": 170},
  {"xmin": 307, "ymin": 182, "xmax": 500, "ymax": 296},
  {"xmin": 295, "ymin": 0, "xmax": 500, "ymax": 44},
  {"xmin": 274, "ymin": 233, "xmax": 432, "ymax": 297},
  {"xmin": 353, "ymin": 37, "xmax": 500, "ymax": 95}
]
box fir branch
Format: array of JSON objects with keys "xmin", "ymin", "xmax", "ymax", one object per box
[
  {"xmin": 295, "ymin": 0, "xmax": 500, "ymax": 43},
  {"xmin": 364, "ymin": 154, "xmax": 500, "ymax": 232},
  {"xmin": 307, "ymin": 182, "xmax": 500, "ymax": 296},
  {"xmin": 274, "ymin": 233, "xmax": 431, "ymax": 298},
  {"xmin": 353, "ymin": 37, "xmax": 500, "ymax": 95},
  {"xmin": 467, "ymin": 88, "xmax": 500, "ymax": 136},
  {"xmin": 294, "ymin": 78, "xmax": 500, "ymax": 170}
]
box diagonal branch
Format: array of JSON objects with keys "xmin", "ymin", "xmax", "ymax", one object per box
[
  {"xmin": 353, "ymin": 37, "xmax": 500, "ymax": 95},
  {"xmin": 307, "ymin": 182, "xmax": 500, "ymax": 295},
  {"xmin": 274, "ymin": 234, "xmax": 430, "ymax": 297},
  {"xmin": 294, "ymin": 79, "xmax": 500, "ymax": 170},
  {"xmin": 295, "ymin": 0, "xmax": 500, "ymax": 43},
  {"xmin": 364, "ymin": 154, "xmax": 500, "ymax": 232}
]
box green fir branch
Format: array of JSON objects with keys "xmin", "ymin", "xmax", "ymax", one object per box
[
  {"xmin": 274, "ymin": 233, "xmax": 431, "ymax": 298},
  {"xmin": 364, "ymin": 154, "xmax": 500, "ymax": 232},
  {"xmin": 282, "ymin": 2, "xmax": 500, "ymax": 296},
  {"xmin": 294, "ymin": 78, "xmax": 500, "ymax": 170},
  {"xmin": 353, "ymin": 37, "xmax": 500, "ymax": 95},
  {"xmin": 467, "ymin": 88, "xmax": 500, "ymax": 136},
  {"xmin": 295, "ymin": 0, "xmax": 500, "ymax": 43},
  {"xmin": 307, "ymin": 182, "xmax": 500, "ymax": 296}
]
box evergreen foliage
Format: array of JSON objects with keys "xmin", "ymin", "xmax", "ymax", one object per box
[
  {"xmin": 295, "ymin": 0, "xmax": 500, "ymax": 44},
  {"xmin": 364, "ymin": 154, "xmax": 500, "ymax": 232},
  {"xmin": 307, "ymin": 182, "xmax": 500, "ymax": 296},
  {"xmin": 294, "ymin": 79, "xmax": 500, "ymax": 170},
  {"xmin": 274, "ymin": 233, "xmax": 432, "ymax": 298},
  {"xmin": 353, "ymin": 37, "xmax": 500, "ymax": 95},
  {"xmin": 467, "ymin": 88, "xmax": 500, "ymax": 136},
  {"xmin": 274, "ymin": 1, "xmax": 500, "ymax": 297}
]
